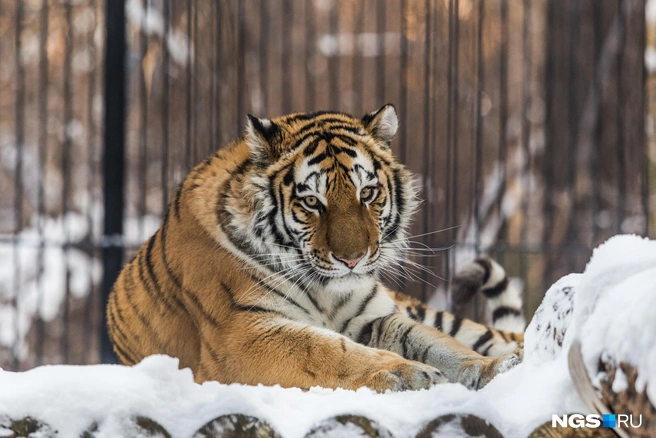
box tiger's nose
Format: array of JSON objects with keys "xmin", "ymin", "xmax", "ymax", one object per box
[{"xmin": 333, "ymin": 253, "xmax": 365, "ymax": 269}]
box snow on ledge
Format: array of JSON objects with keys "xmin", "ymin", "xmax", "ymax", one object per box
[
  {"xmin": 0, "ymin": 235, "xmax": 654, "ymax": 438},
  {"xmin": 0, "ymin": 355, "xmax": 506, "ymax": 437}
]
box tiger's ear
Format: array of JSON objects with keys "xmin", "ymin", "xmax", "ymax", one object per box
[
  {"xmin": 361, "ymin": 104, "xmax": 398, "ymax": 147},
  {"xmin": 246, "ymin": 114, "xmax": 282, "ymax": 162}
]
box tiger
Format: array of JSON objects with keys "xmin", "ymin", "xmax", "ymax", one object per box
[{"xmin": 107, "ymin": 104, "xmax": 524, "ymax": 392}]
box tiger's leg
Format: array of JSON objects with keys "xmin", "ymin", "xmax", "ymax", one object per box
[
  {"xmin": 356, "ymin": 312, "xmax": 522, "ymax": 389},
  {"xmin": 387, "ymin": 257, "xmax": 525, "ymax": 357},
  {"xmin": 194, "ymin": 313, "xmax": 447, "ymax": 392},
  {"xmin": 107, "ymin": 243, "xmax": 201, "ymax": 370},
  {"xmin": 388, "ymin": 290, "xmax": 523, "ymax": 357}
]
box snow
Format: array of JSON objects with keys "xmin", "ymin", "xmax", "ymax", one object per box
[
  {"xmin": 0, "ymin": 212, "xmax": 160, "ymax": 359},
  {"xmin": 125, "ymin": 0, "xmax": 193, "ymax": 65},
  {"xmin": 572, "ymin": 235, "xmax": 656, "ymax": 402},
  {"xmin": 0, "ymin": 235, "xmax": 654, "ymax": 437},
  {"xmin": 647, "ymin": 0, "xmax": 656, "ymax": 71},
  {"xmin": 647, "ymin": 0, "xmax": 656, "ymax": 25},
  {"xmin": 0, "ymin": 356, "xmax": 503, "ymax": 438},
  {"xmin": 317, "ymin": 33, "xmax": 402, "ymax": 57},
  {"xmin": 523, "ymin": 274, "xmax": 579, "ymax": 363}
]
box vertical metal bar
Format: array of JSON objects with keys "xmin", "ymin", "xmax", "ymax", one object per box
[
  {"xmin": 61, "ymin": 0, "xmax": 74, "ymax": 364},
  {"xmin": 565, "ymin": 0, "xmax": 579, "ymax": 268},
  {"xmin": 397, "ymin": 0, "xmax": 409, "ymax": 293},
  {"xmin": 305, "ymin": 0, "xmax": 316, "ymax": 110},
  {"xmin": 445, "ymin": 0, "xmax": 454, "ymax": 307},
  {"xmin": 101, "ymin": 0, "xmax": 126, "ymax": 364},
  {"xmin": 542, "ymin": 0, "xmax": 556, "ymax": 292},
  {"xmin": 237, "ymin": 0, "xmax": 246, "ymax": 129},
  {"xmin": 192, "ymin": 0, "xmax": 198, "ymax": 162},
  {"xmin": 352, "ymin": 0, "xmax": 365, "ymax": 115},
  {"xmin": 472, "ymin": 0, "xmax": 485, "ymax": 321},
  {"xmin": 452, "ymin": 0, "xmax": 460, "ymax": 280},
  {"xmin": 162, "ymin": 0, "xmax": 170, "ymax": 215},
  {"xmin": 615, "ymin": 0, "xmax": 626, "ymax": 235},
  {"xmin": 421, "ymin": 0, "xmax": 432, "ymax": 302},
  {"xmin": 139, "ymin": 0, "xmax": 148, "ymax": 240},
  {"xmin": 519, "ymin": 0, "xmax": 532, "ymax": 316},
  {"xmin": 12, "ymin": 0, "xmax": 25, "ymax": 371},
  {"xmin": 216, "ymin": 1, "xmax": 222, "ymax": 144},
  {"xmin": 474, "ymin": 0, "xmax": 484, "ymax": 255},
  {"xmin": 35, "ymin": 0, "xmax": 49, "ymax": 367},
  {"xmin": 283, "ymin": 0, "xmax": 293, "ymax": 113},
  {"xmin": 645, "ymin": 109, "xmax": 651, "ymax": 236},
  {"xmin": 430, "ymin": 0, "xmax": 440, "ymax": 300},
  {"xmin": 591, "ymin": 0, "xmax": 602, "ymax": 244},
  {"xmin": 83, "ymin": 0, "xmax": 99, "ymax": 365},
  {"xmin": 399, "ymin": 0, "xmax": 407, "ymax": 164},
  {"xmin": 185, "ymin": 0, "xmax": 193, "ymax": 172},
  {"xmin": 470, "ymin": 4, "xmax": 478, "ymax": 317},
  {"xmin": 497, "ymin": 0, "xmax": 508, "ymax": 244},
  {"xmin": 376, "ymin": 0, "xmax": 386, "ymax": 103},
  {"xmin": 642, "ymin": 4, "xmax": 651, "ymax": 238},
  {"xmin": 259, "ymin": 0, "xmax": 268, "ymax": 113},
  {"xmin": 328, "ymin": 0, "xmax": 339, "ymax": 110},
  {"xmin": 210, "ymin": 1, "xmax": 216, "ymax": 154}
]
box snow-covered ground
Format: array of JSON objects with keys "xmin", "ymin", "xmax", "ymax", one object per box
[{"xmin": 0, "ymin": 235, "xmax": 654, "ymax": 438}]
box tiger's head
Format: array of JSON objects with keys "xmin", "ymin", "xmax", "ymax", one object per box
[{"xmin": 243, "ymin": 105, "xmax": 417, "ymax": 286}]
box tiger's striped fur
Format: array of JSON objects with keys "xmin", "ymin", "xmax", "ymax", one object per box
[
  {"xmin": 107, "ymin": 105, "xmax": 524, "ymax": 392},
  {"xmin": 392, "ymin": 256, "xmax": 525, "ymax": 358},
  {"xmin": 451, "ymin": 257, "xmax": 526, "ymax": 335}
]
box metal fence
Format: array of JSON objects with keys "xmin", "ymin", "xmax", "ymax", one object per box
[{"xmin": 0, "ymin": 0, "xmax": 654, "ymax": 370}]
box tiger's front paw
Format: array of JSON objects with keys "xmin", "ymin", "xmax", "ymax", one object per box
[
  {"xmin": 502, "ymin": 346, "xmax": 524, "ymax": 369},
  {"xmin": 460, "ymin": 348, "xmax": 523, "ymax": 390},
  {"xmin": 366, "ymin": 355, "xmax": 447, "ymax": 392}
]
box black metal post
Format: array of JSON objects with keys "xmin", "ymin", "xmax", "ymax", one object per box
[{"xmin": 100, "ymin": 0, "xmax": 126, "ymax": 364}]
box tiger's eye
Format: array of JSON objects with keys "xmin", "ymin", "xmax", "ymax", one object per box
[
  {"xmin": 304, "ymin": 196, "xmax": 318, "ymax": 208},
  {"xmin": 360, "ymin": 187, "xmax": 373, "ymax": 201}
]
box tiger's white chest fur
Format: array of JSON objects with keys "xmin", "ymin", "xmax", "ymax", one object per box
[{"xmin": 245, "ymin": 272, "xmax": 396, "ymax": 338}]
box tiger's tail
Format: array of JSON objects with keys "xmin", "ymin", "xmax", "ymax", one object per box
[{"xmin": 452, "ymin": 256, "xmax": 525, "ymax": 333}]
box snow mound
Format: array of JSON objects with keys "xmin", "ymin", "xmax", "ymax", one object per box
[
  {"xmin": 0, "ymin": 355, "xmax": 506, "ymax": 438},
  {"xmin": 574, "ymin": 235, "xmax": 656, "ymax": 404},
  {"xmin": 0, "ymin": 235, "xmax": 654, "ymax": 438},
  {"xmin": 524, "ymin": 273, "xmax": 580, "ymax": 363}
]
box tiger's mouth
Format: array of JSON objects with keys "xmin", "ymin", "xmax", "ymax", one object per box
[{"xmin": 305, "ymin": 249, "xmax": 382, "ymax": 280}]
